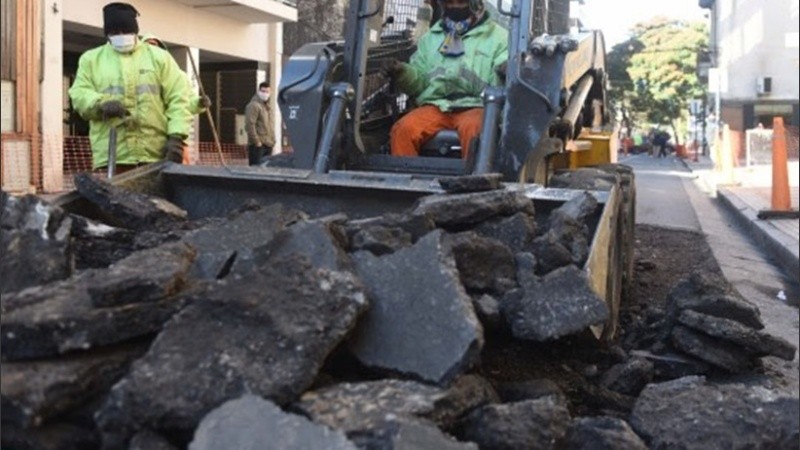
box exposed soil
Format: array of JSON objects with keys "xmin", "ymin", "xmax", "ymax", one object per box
[{"xmin": 476, "ymin": 224, "xmax": 723, "ymax": 417}]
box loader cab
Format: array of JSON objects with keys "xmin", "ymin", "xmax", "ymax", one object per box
[{"xmin": 278, "ymin": 0, "xmax": 611, "ymax": 184}]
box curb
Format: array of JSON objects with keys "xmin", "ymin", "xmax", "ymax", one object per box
[{"xmin": 716, "ymin": 187, "xmax": 800, "ymax": 282}]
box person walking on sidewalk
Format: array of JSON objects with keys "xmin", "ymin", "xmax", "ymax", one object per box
[
  {"xmin": 244, "ymin": 82, "xmax": 276, "ymax": 166},
  {"xmin": 69, "ymin": 2, "xmax": 193, "ymax": 171},
  {"xmin": 655, "ymin": 131, "xmax": 670, "ymax": 158}
]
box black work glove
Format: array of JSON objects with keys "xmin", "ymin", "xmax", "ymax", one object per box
[
  {"xmin": 197, "ymin": 95, "xmax": 212, "ymax": 109},
  {"xmin": 495, "ymin": 61, "xmax": 508, "ymax": 84},
  {"xmin": 162, "ymin": 135, "xmax": 185, "ymax": 163},
  {"xmin": 380, "ymin": 58, "xmax": 405, "ymax": 79},
  {"xmin": 98, "ymin": 100, "xmax": 128, "ymax": 119}
]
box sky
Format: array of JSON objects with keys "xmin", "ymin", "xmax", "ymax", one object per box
[{"xmin": 577, "ymin": 0, "xmax": 709, "ymax": 46}]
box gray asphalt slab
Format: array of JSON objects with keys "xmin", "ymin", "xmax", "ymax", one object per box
[{"xmin": 623, "ymin": 153, "xmax": 799, "ymax": 396}]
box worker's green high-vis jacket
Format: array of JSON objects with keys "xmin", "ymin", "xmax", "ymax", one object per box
[
  {"xmin": 69, "ymin": 39, "xmax": 193, "ymax": 169},
  {"xmin": 396, "ymin": 16, "xmax": 509, "ymax": 112}
]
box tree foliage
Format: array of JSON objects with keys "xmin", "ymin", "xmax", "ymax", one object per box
[{"xmin": 607, "ymin": 18, "xmax": 708, "ymax": 142}]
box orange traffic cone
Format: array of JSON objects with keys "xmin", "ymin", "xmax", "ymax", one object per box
[
  {"xmin": 771, "ymin": 117, "xmax": 791, "ymax": 211},
  {"xmin": 757, "ymin": 117, "xmax": 799, "ymax": 219}
]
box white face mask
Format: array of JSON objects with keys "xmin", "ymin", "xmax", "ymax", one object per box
[
  {"xmin": 109, "ymin": 34, "xmax": 137, "ymax": 53},
  {"xmin": 257, "ymin": 91, "xmax": 270, "ymax": 102}
]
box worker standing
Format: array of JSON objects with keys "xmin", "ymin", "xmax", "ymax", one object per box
[
  {"xmin": 141, "ymin": 33, "xmax": 211, "ymax": 116},
  {"xmin": 69, "ymin": 2, "xmax": 193, "ymax": 171},
  {"xmin": 244, "ymin": 82, "xmax": 276, "ymax": 166},
  {"xmin": 141, "ymin": 32, "xmax": 212, "ymax": 165},
  {"xmin": 382, "ymin": 0, "xmax": 508, "ymax": 158}
]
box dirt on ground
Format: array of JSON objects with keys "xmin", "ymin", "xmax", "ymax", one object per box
[{"xmin": 475, "ymin": 224, "xmax": 723, "ymax": 417}]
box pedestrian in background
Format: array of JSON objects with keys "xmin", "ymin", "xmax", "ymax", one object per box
[
  {"xmin": 69, "ymin": 2, "xmax": 193, "ymax": 171},
  {"xmin": 245, "ymin": 82, "xmax": 276, "ymax": 166}
]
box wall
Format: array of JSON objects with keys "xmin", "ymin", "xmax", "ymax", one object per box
[
  {"xmin": 716, "ymin": 0, "xmax": 800, "ymax": 102},
  {"xmin": 62, "ymin": 0, "xmax": 275, "ymax": 63}
]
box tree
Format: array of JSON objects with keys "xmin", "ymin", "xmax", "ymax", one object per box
[
  {"xmin": 607, "ymin": 18, "xmax": 708, "ymax": 144},
  {"xmin": 284, "ymin": 0, "xmax": 346, "ymax": 56},
  {"xmin": 607, "ymin": 38, "xmax": 644, "ymax": 131}
]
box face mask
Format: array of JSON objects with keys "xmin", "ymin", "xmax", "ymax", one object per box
[
  {"xmin": 109, "ymin": 34, "xmax": 137, "ymax": 53},
  {"xmin": 444, "ymin": 6, "xmax": 471, "ymax": 22},
  {"xmin": 257, "ymin": 92, "xmax": 270, "ymax": 102}
]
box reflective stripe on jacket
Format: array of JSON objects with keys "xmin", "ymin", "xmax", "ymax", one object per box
[
  {"xmin": 69, "ymin": 39, "xmax": 193, "ymax": 168},
  {"xmin": 397, "ymin": 16, "xmax": 508, "ymax": 112}
]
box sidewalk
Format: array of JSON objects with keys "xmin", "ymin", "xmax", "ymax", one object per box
[{"xmin": 680, "ymin": 155, "xmax": 800, "ymax": 282}]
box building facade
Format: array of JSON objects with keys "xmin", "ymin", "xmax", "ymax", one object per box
[
  {"xmin": 1, "ymin": 0, "xmax": 296, "ymax": 192},
  {"xmin": 704, "ymin": 0, "xmax": 800, "ymax": 131}
]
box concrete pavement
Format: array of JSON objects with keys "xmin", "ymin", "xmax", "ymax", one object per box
[{"xmin": 680, "ymin": 156, "xmax": 799, "ymax": 283}]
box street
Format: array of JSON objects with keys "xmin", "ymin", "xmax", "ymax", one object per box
[{"xmin": 624, "ymin": 152, "xmax": 800, "ymax": 396}]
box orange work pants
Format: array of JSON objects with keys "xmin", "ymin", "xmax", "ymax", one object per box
[{"xmin": 390, "ymin": 105, "xmax": 483, "ymax": 158}]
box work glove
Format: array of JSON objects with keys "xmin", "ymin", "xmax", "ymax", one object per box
[
  {"xmin": 197, "ymin": 95, "xmax": 212, "ymax": 109},
  {"xmin": 162, "ymin": 135, "xmax": 185, "ymax": 164},
  {"xmin": 495, "ymin": 61, "xmax": 508, "ymax": 84},
  {"xmin": 98, "ymin": 100, "xmax": 128, "ymax": 119},
  {"xmin": 380, "ymin": 58, "xmax": 405, "ymax": 79}
]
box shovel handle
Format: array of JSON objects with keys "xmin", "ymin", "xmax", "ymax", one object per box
[{"xmin": 107, "ymin": 125, "xmax": 117, "ymax": 179}]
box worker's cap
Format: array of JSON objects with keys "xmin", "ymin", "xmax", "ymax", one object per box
[
  {"xmin": 103, "ymin": 2, "xmax": 140, "ymax": 36},
  {"xmin": 438, "ymin": 0, "xmax": 484, "ymax": 14}
]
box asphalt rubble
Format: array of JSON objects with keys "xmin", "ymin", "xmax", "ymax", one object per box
[{"xmin": 1, "ymin": 171, "xmax": 797, "ymax": 450}]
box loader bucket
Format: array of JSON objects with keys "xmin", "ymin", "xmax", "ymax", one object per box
[{"xmin": 55, "ymin": 163, "xmax": 623, "ymax": 340}]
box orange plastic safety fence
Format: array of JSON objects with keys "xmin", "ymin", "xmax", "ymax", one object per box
[{"xmin": 2, "ymin": 134, "xmax": 252, "ymax": 194}]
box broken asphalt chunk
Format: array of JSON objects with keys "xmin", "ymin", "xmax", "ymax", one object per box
[
  {"xmin": 411, "ymin": 189, "xmax": 534, "ymax": 229},
  {"xmin": 438, "ymin": 174, "xmax": 503, "ymax": 193},
  {"xmin": 350, "ymin": 230, "xmax": 483, "ymax": 385},
  {"xmin": 670, "ymin": 326, "xmax": 753, "ymax": 373},
  {"xmin": 95, "ymin": 255, "xmax": 368, "ymax": 442},
  {"xmin": 349, "ymin": 417, "xmax": 478, "ymax": 450},
  {"xmin": 563, "ymin": 417, "xmax": 648, "ymax": 450},
  {"xmin": 232, "ymin": 220, "xmax": 351, "ymax": 276},
  {"xmin": 677, "ymin": 310, "xmax": 796, "ymax": 361},
  {"xmin": 181, "ymin": 204, "xmax": 304, "ymax": 279},
  {"xmin": 447, "ymin": 232, "xmax": 516, "ymax": 295},
  {"xmin": 1, "ymin": 271, "xmax": 186, "ymax": 361},
  {"xmin": 0, "ymin": 343, "xmax": 146, "ymax": 428},
  {"xmin": 630, "ymin": 376, "xmax": 800, "ymax": 450},
  {"xmin": 502, "ymin": 265, "xmax": 609, "ymax": 341},
  {"xmin": 599, "ymin": 357, "xmax": 654, "ymax": 396},
  {"xmin": 294, "ymin": 376, "xmax": 498, "ymax": 434},
  {"xmin": 1, "ymin": 193, "xmax": 73, "ymax": 294},
  {"xmin": 472, "ymin": 212, "xmax": 536, "ymax": 251},
  {"xmin": 70, "ymin": 214, "xmax": 138, "ymax": 270},
  {"xmin": 455, "ymin": 396, "xmax": 571, "ymax": 450},
  {"xmin": 74, "ymin": 173, "xmax": 187, "ymax": 232},
  {"xmin": 189, "ymin": 395, "xmax": 356, "ymax": 450},
  {"xmin": 87, "ymin": 243, "xmax": 196, "ymax": 308}
]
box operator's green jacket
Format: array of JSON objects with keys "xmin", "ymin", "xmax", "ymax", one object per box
[
  {"xmin": 397, "ymin": 16, "xmax": 509, "ymax": 112},
  {"xmin": 69, "ymin": 39, "xmax": 193, "ymax": 169}
]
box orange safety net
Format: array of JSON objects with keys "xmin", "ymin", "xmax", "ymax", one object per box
[{"xmin": 2, "ymin": 134, "xmax": 253, "ymax": 194}]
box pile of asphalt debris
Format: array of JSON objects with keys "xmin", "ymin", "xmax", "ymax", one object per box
[{"xmin": 1, "ymin": 171, "xmax": 797, "ymax": 450}]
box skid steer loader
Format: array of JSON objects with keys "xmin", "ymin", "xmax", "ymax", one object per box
[{"xmin": 57, "ymin": 0, "xmax": 634, "ymax": 340}]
